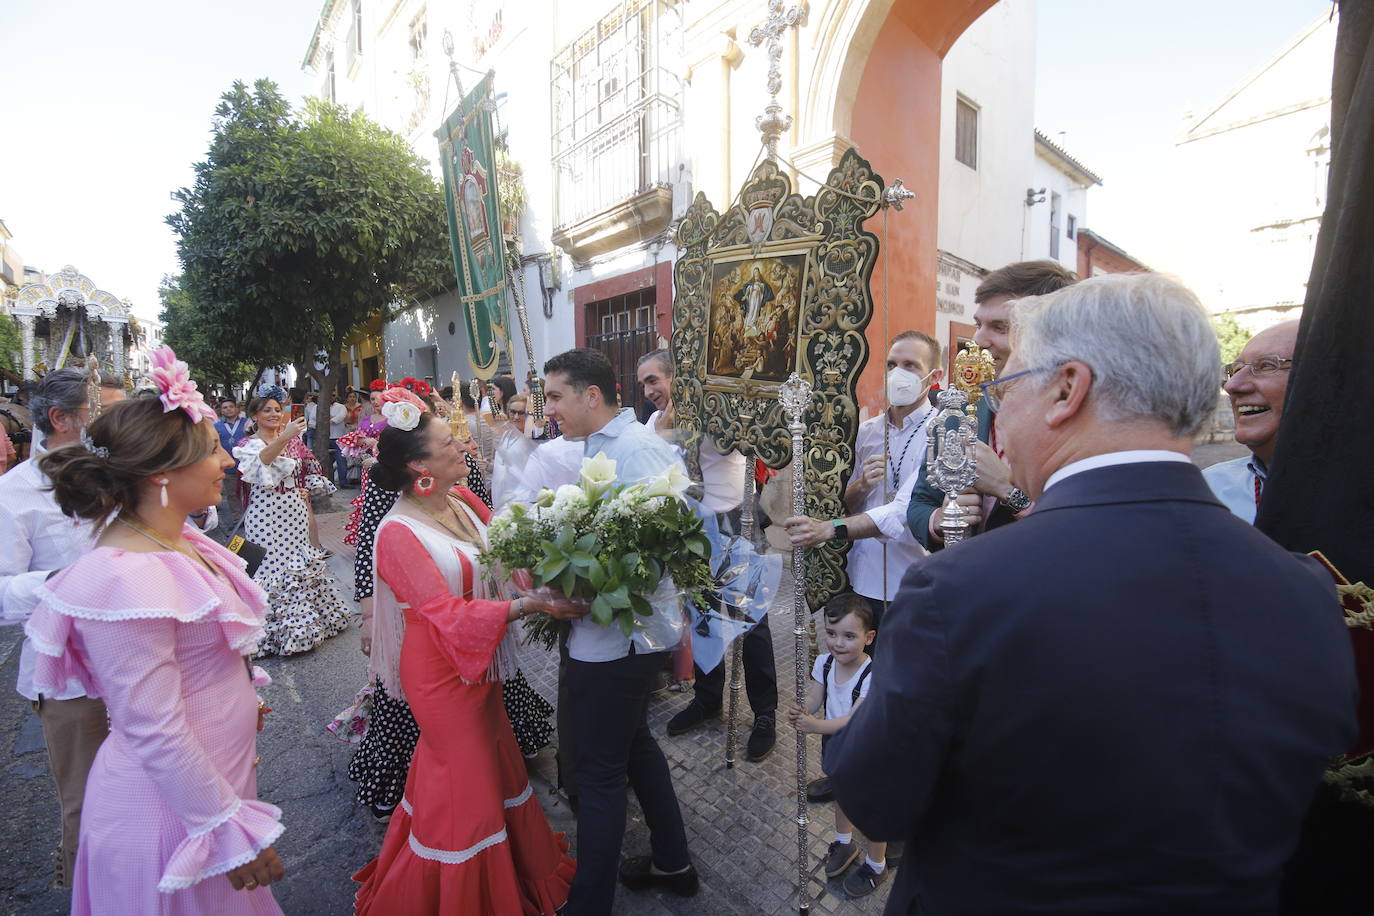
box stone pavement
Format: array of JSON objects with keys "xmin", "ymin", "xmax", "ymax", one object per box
[
  {"xmin": 2, "ymin": 445, "xmax": 1250, "ymax": 914},
  {"xmin": 0, "ymin": 491, "xmax": 889, "ymax": 915}
]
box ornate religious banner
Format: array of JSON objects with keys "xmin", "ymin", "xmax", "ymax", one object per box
[
  {"xmin": 437, "ymin": 73, "xmax": 508, "ymax": 380},
  {"xmin": 671, "ymin": 150, "xmax": 885, "ymax": 609}
]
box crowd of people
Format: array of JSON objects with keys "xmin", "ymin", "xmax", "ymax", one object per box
[{"xmin": 0, "ymin": 262, "xmax": 1362, "ymax": 915}]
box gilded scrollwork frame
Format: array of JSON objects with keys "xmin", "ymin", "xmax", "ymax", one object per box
[{"xmin": 670, "ymin": 149, "xmax": 884, "ymax": 609}]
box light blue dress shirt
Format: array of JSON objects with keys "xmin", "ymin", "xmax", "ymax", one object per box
[
  {"xmin": 568, "ymin": 409, "xmax": 689, "ymax": 662},
  {"xmin": 1202, "ymin": 455, "xmax": 1265, "ymax": 524}
]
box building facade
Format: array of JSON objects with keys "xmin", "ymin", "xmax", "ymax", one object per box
[
  {"xmin": 302, "ymin": 0, "xmax": 1128, "ymax": 409},
  {"xmin": 1171, "ymin": 12, "xmax": 1334, "ymax": 331}
]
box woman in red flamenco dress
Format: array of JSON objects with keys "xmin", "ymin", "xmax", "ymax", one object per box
[{"xmin": 354, "ymin": 409, "xmax": 580, "ymax": 914}]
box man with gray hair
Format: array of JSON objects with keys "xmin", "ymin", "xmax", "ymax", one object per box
[
  {"xmin": 0, "ymin": 368, "xmax": 125, "ymax": 886},
  {"xmin": 1204, "ymin": 319, "xmax": 1299, "ymax": 523},
  {"xmin": 827, "ymin": 273, "xmax": 1357, "ymax": 914}
]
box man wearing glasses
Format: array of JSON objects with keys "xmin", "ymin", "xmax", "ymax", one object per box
[
  {"xmin": 905, "ymin": 260, "xmax": 1076, "ymax": 549},
  {"xmin": 1202, "ymin": 320, "xmax": 1298, "ymax": 523},
  {"xmin": 826, "ymin": 273, "xmax": 1356, "ymax": 914}
]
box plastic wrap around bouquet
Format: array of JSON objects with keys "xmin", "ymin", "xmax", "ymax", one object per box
[{"xmin": 484, "ymin": 453, "xmax": 714, "ymax": 647}]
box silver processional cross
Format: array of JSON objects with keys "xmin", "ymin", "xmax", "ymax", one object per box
[{"xmin": 748, "ymin": 0, "xmax": 806, "ymax": 159}]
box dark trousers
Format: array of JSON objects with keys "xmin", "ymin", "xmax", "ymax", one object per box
[
  {"xmin": 563, "ymin": 650, "xmax": 691, "ymax": 915},
  {"xmin": 692, "ymin": 612, "xmax": 778, "ymax": 716},
  {"xmin": 330, "ymin": 438, "xmax": 348, "ymax": 486}
]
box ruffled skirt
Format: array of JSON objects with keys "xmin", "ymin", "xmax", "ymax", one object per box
[
  {"xmin": 244, "ymin": 487, "xmax": 350, "ymax": 656},
  {"xmin": 353, "ymin": 681, "xmax": 573, "ymax": 915}
]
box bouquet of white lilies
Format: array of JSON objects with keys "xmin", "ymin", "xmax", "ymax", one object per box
[{"xmin": 484, "ymin": 453, "xmax": 713, "ymax": 648}]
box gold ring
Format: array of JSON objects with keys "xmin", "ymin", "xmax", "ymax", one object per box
[{"xmin": 244, "ymin": 881, "xmax": 257, "ymax": 890}]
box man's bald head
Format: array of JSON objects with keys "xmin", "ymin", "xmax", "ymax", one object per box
[{"xmin": 1223, "ymin": 319, "xmax": 1300, "ymax": 466}]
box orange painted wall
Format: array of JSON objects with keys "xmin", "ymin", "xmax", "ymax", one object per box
[{"xmin": 849, "ymin": 11, "xmax": 943, "ymax": 414}]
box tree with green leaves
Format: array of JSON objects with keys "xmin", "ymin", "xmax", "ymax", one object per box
[
  {"xmin": 158, "ymin": 275, "xmax": 263, "ymax": 398},
  {"xmin": 0, "ymin": 313, "xmax": 23, "ymax": 380},
  {"xmin": 168, "ymin": 79, "xmax": 450, "ymax": 471},
  {"xmin": 1213, "ymin": 313, "xmax": 1251, "ymax": 365}
]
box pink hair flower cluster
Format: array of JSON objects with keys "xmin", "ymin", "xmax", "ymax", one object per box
[{"xmin": 148, "ymin": 347, "xmax": 217, "ymax": 424}]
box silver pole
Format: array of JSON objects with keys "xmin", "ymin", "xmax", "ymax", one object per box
[
  {"xmin": 724, "ymin": 444, "xmax": 756, "ymax": 769},
  {"xmin": 779, "ymin": 372, "xmax": 813, "ymax": 914}
]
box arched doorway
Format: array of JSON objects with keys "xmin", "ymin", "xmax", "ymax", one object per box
[{"xmin": 797, "ymin": 0, "xmax": 998, "ymax": 405}]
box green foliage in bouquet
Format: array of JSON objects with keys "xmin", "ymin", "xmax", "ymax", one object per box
[{"xmin": 484, "ymin": 453, "xmax": 713, "ymax": 648}]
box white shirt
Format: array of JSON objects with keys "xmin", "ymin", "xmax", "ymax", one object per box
[
  {"xmin": 0, "ymin": 442, "xmax": 94, "ymax": 701},
  {"xmin": 847, "ymin": 405, "xmax": 933, "ymax": 601},
  {"xmin": 507, "ymin": 436, "xmax": 584, "ymax": 505},
  {"xmin": 304, "ymin": 402, "xmax": 317, "ymax": 429},
  {"xmin": 811, "ymin": 653, "xmax": 873, "ymax": 721},
  {"xmin": 1043, "ymin": 450, "xmax": 1192, "ymax": 493},
  {"xmin": 328, "ymin": 402, "xmax": 348, "ymax": 439},
  {"xmin": 646, "ymin": 410, "xmax": 748, "ymax": 513},
  {"xmin": 1202, "ymin": 455, "xmax": 1264, "ymax": 524}
]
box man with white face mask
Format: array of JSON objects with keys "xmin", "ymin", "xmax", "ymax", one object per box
[{"xmin": 784, "ymin": 331, "xmax": 943, "ymax": 637}]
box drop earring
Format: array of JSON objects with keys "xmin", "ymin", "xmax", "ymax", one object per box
[
  {"xmin": 159, "ymin": 478, "xmax": 170, "ymax": 508},
  {"xmin": 413, "ymin": 469, "xmax": 435, "ymax": 496}
]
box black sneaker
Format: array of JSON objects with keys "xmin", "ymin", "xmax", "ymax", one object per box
[
  {"xmin": 618, "ymin": 856, "xmax": 699, "ymax": 897},
  {"xmin": 842, "ymin": 860, "xmax": 888, "ymax": 898},
  {"xmin": 368, "ymin": 803, "xmax": 394, "ymax": 823},
  {"xmin": 806, "ymin": 775, "xmax": 834, "ymax": 802},
  {"xmin": 666, "ymin": 702, "xmax": 720, "ymax": 736},
  {"xmin": 746, "ymin": 714, "xmax": 776, "ymax": 761},
  {"xmin": 823, "ymin": 839, "xmax": 859, "ymax": 878}
]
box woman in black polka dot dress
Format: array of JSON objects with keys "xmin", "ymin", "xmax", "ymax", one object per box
[{"xmin": 348, "ymin": 449, "xmax": 552, "ymax": 818}]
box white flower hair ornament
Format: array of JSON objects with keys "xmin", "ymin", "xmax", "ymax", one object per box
[
  {"xmin": 148, "ymin": 347, "xmax": 217, "ymax": 424},
  {"xmin": 381, "ymin": 400, "xmax": 423, "ymax": 431}
]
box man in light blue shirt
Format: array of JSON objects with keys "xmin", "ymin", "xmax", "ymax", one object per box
[
  {"xmin": 1203, "ymin": 320, "xmax": 1297, "ymax": 522},
  {"xmin": 543, "ymin": 348, "xmax": 697, "ymax": 912}
]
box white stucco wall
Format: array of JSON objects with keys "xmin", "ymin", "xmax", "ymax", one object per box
[
  {"xmin": 1169, "ymin": 15, "xmax": 1333, "ymax": 317},
  {"xmin": 934, "ymin": 0, "xmax": 1039, "ymax": 347}
]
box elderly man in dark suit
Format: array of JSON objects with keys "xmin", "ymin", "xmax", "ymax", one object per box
[{"xmin": 827, "ymin": 272, "xmax": 1357, "ymax": 915}]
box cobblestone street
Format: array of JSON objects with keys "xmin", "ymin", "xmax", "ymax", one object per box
[
  {"xmin": 0, "ymin": 492, "xmax": 891, "ymax": 915},
  {"xmin": 1, "ymin": 444, "xmax": 1248, "ymax": 914}
]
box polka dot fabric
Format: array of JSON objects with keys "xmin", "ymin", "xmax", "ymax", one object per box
[{"xmin": 233, "ymin": 437, "xmax": 350, "ymax": 657}]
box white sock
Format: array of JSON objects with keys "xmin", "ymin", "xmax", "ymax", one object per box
[
  {"xmin": 865, "ymin": 856, "xmax": 886, "ymax": 874},
  {"xmin": 833, "ymin": 832, "xmax": 852, "ymax": 845}
]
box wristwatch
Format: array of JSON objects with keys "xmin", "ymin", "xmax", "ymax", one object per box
[
  {"xmin": 1003, "ymin": 487, "xmax": 1032, "ymax": 513},
  {"xmin": 830, "ymin": 519, "xmax": 849, "ymax": 543}
]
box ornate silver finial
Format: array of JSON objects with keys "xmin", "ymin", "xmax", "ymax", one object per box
[
  {"xmin": 925, "ymin": 387, "xmax": 979, "ymax": 545},
  {"xmin": 883, "ymin": 179, "xmax": 916, "ymax": 210},
  {"xmin": 748, "ymin": 0, "xmax": 806, "ymax": 160},
  {"xmin": 777, "ymin": 372, "xmax": 813, "ymax": 430}
]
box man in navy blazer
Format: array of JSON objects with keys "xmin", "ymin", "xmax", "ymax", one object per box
[{"xmin": 827, "ymin": 273, "xmax": 1357, "ymax": 915}]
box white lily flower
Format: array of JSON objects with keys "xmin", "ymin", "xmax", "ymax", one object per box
[
  {"xmin": 579, "ymin": 451, "xmax": 618, "ymax": 498},
  {"xmin": 643, "ymin": 462, "xmax": 692, "ymax": 500}
]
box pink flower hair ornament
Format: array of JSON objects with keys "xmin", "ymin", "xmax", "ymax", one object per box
[
  {"xmin": 378, "ymin": 386, "xmax": 430, "ymax": 412},
  {"xmin": 148, "ymin": 347, "xmax": 218, "ymax": 424}
]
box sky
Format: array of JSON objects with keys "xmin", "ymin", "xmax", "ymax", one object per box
[
  {"xmin": 2, "ymin": 0, "xmax": 1338, "ymax": 324},
  {"xmin": 1033, "ymin": 0, "xmax": 1335, "ymax": 270},
  {"xmin": 2, "ymin": 0, "xmax": 322, "ymax": 323}
]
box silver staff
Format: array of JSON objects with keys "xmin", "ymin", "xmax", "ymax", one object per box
[
  {"xmin": 778, "ymin": 372, "xmax": 814, "ymax": 914},
  {"xmin": 924, "ymin": 346, "xmax": 995, "ymax": 545},
  {"xmin": 724, "ymin": 440, "xmax": 756, "ymax": 769}
]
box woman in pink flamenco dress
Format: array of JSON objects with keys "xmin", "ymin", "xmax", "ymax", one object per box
[
  {"xmin": 353, "ymin": 407, "xmax": 577, "ymax": 915},
  {"xmin": 26, "ymin": 350, "xmax": 286, "ymax": 914}
]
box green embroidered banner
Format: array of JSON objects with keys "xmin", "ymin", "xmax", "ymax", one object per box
[{"xmin": 438, "ymin": 74, "xmax": 507, "ymax": 380}]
